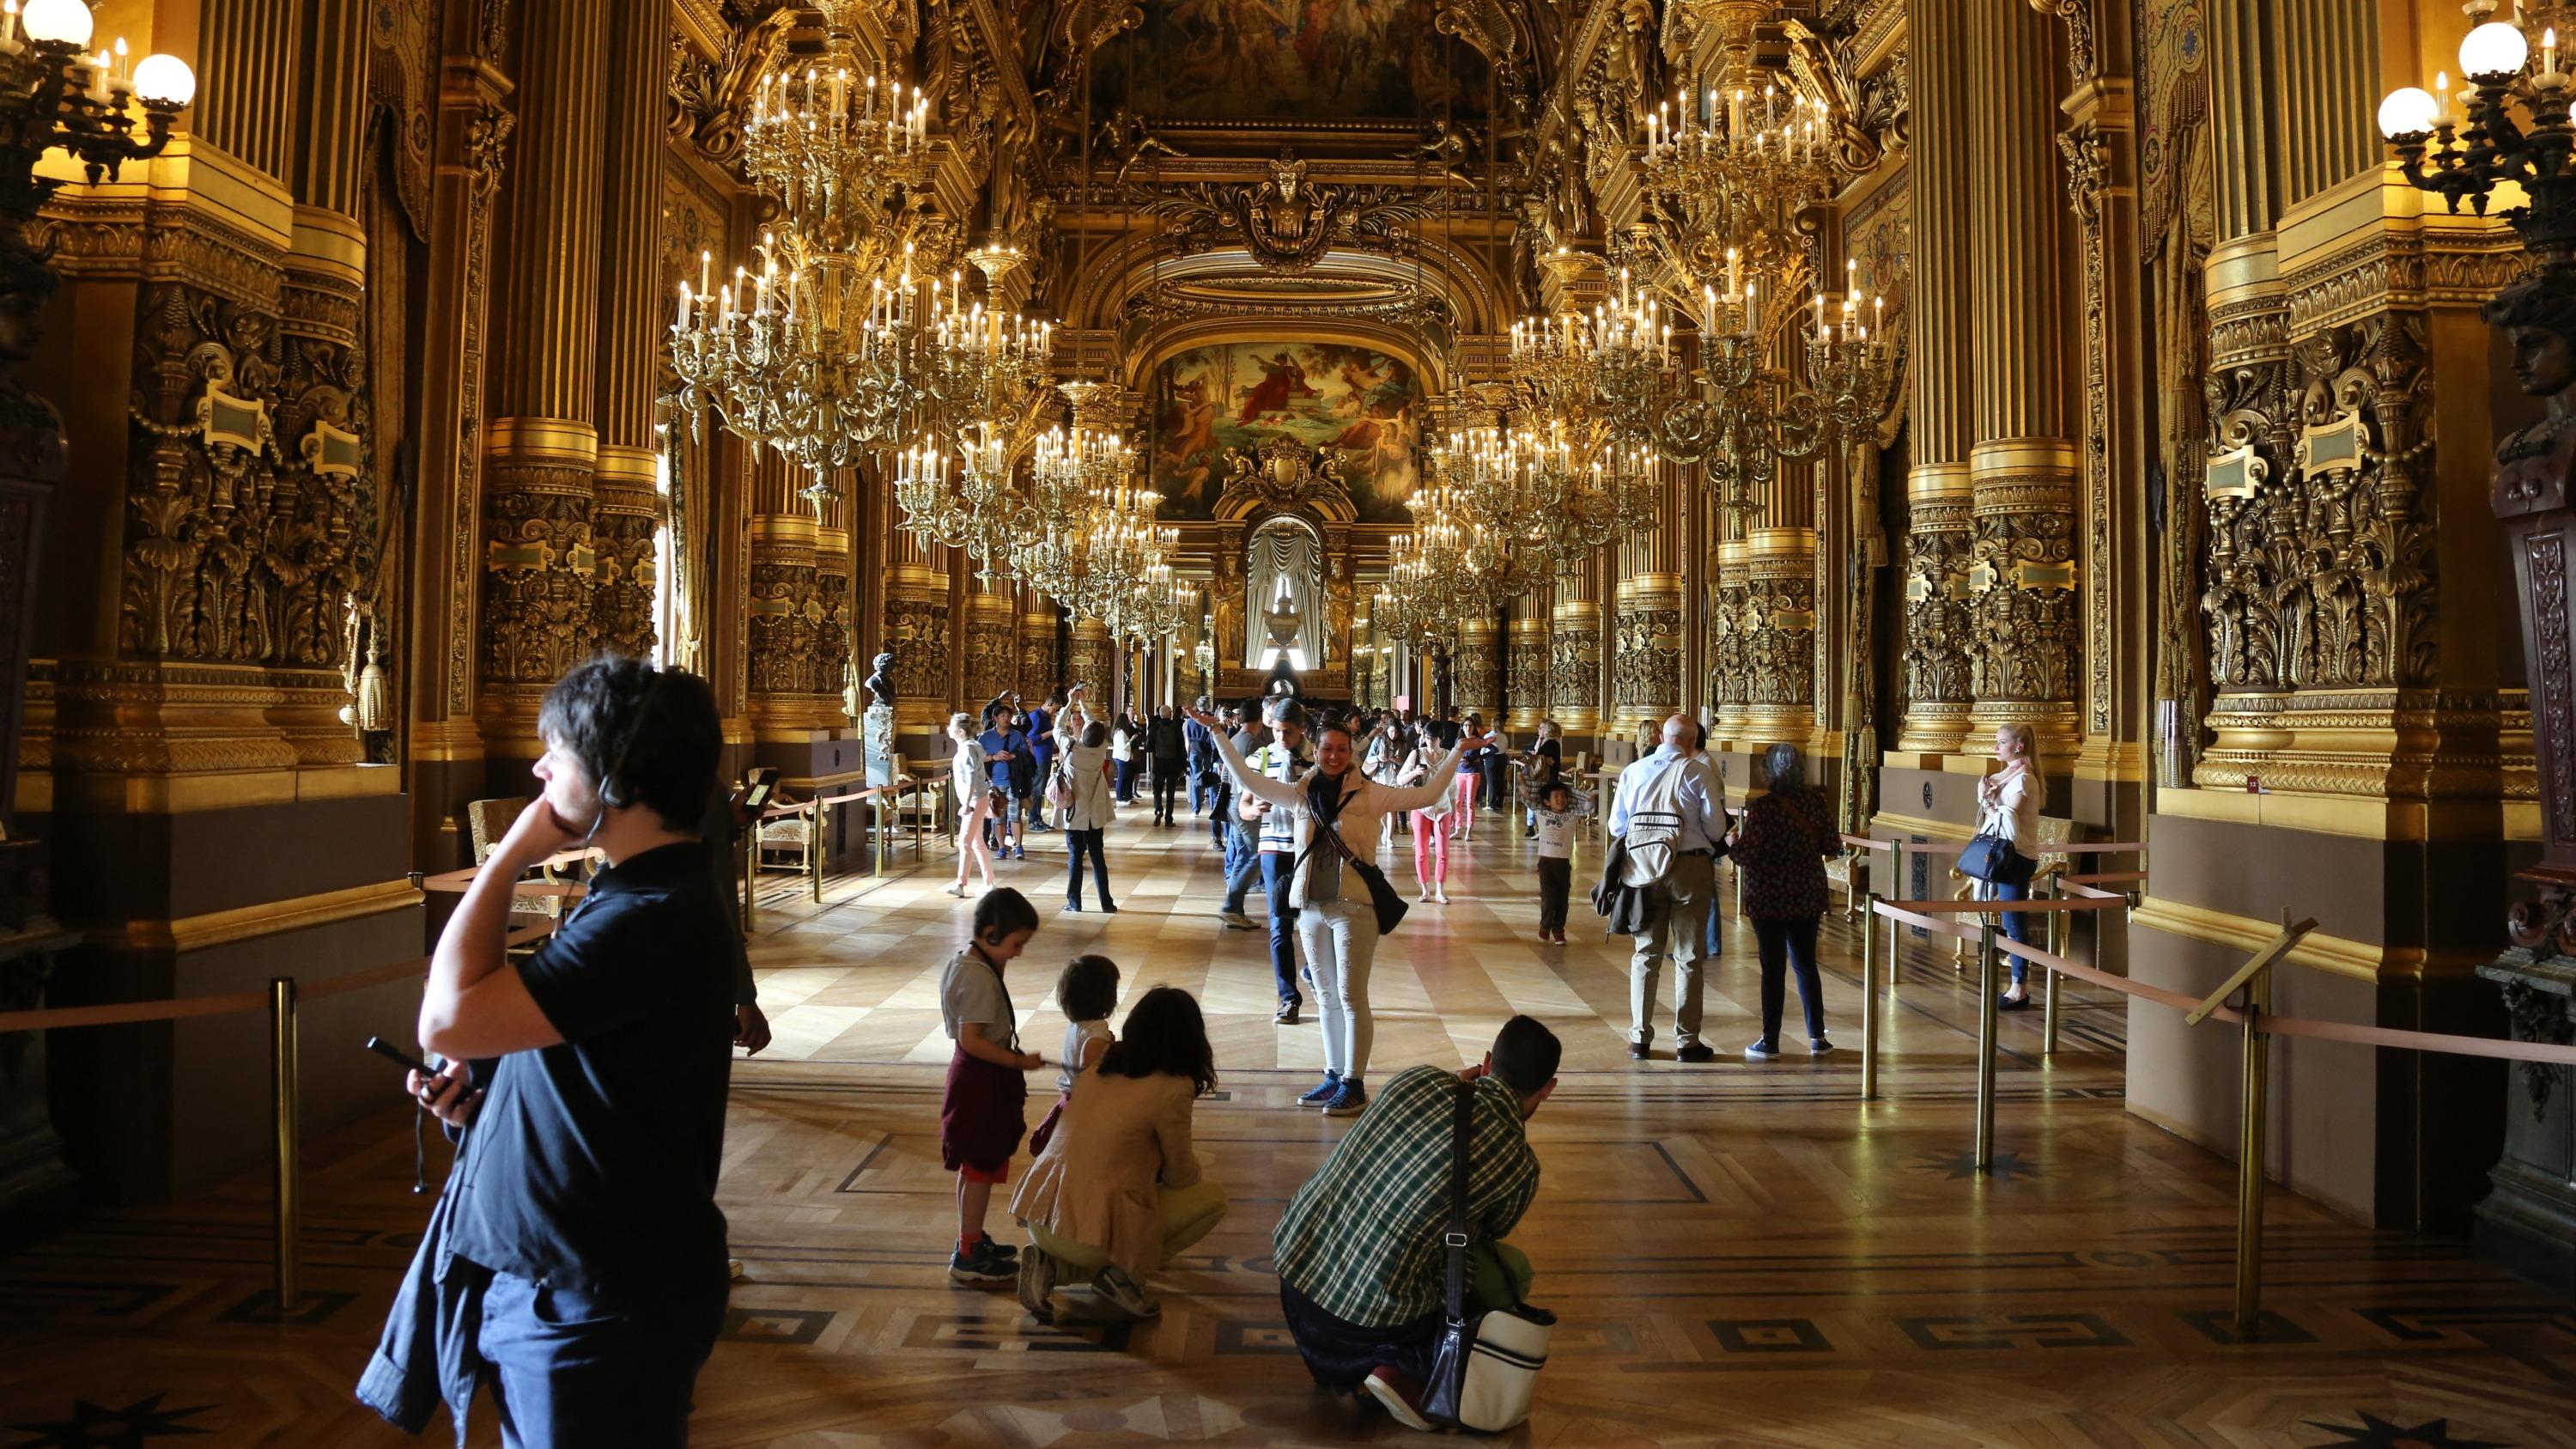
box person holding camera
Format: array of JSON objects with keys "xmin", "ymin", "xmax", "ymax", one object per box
[{"xmin": 363, "ymin": 657, "xmax": 737, "ymax": 1447}]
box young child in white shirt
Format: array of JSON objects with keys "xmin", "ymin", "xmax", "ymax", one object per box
[{"xmin": 1530, "ymin": 779, "xmax": 1594, "ymax": 944}]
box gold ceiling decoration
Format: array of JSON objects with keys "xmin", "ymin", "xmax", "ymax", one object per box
[{"xmin": 1138, "ymin": 150, "xmax": 1437, "ymax": 275}]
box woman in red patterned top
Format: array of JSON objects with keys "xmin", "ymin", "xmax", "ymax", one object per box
[{"xmin": 1726, "ymin": 743, "xmax": 1842, "ymax": 1060}]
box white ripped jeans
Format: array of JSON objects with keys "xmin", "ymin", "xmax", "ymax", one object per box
[{"xmin": 1295, "ymin": 898, "xmax": 1381, "ymax": 1081}]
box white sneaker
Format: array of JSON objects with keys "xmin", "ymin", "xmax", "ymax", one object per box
[
  {"xmin": 1362, "ymin": 1367, "xmax": 1437, "ymax": 1432},
  {"xmin": 944, "ymin": 882, "xmax": 969, "ymax": 897},
  {"xmin": 1016, "ymin": 1247, "xmax": 1060, "ymax": 1319},
  {"xmin": 1432, "ymin": 887, "xmax": 1450, "ymax": 905},
  {"xmin": 1091, "ymin": 1263, "xmax": 1161, "ymax": 1318}
]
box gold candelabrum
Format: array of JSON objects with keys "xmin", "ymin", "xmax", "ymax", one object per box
[{"xmin": 666, "ymin": 15, "xmax": 943, "ymax": 505}]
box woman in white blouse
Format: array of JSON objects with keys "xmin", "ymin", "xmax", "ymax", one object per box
[
  {"xmin": 945, "ymin": 712, "xmax": 997, "ymax": 897},
  {"xmin": 1187, "ymin": 705, "xmax": 1485, "ymax": 1118},
  {"xmin": 1978, "ymin": 722, "xmax": 2046, "ymax": 1011}
]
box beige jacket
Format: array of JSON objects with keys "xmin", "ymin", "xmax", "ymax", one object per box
[
  {"xmin": 1208, "ymin": 726, "xmax": 1467, "ymax": 908},
  {"xmin": 1009, "ymin": 1067, "xmax": 1203, "ymax": 1276}
]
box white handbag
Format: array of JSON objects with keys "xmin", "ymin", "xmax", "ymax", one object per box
[{"xmin": 1421, "ymin": 1081, "xmax": 1554, "ymax": 1433}]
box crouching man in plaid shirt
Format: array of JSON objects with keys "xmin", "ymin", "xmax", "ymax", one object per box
[{"xmin": 1270, "ymin": 1016, "xmax": 1561, "ymax": 1430}]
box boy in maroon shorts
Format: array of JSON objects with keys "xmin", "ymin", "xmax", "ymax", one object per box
[{"xmin": 941, "ymin": 887, "xmax": 1046, "ymax": 1282}]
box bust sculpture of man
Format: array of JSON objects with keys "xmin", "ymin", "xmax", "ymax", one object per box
[{"xmin": 862, "ymin": 648, "xmax": 897, "ymax": 711}]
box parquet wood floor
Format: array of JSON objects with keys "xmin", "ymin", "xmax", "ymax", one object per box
[{"xmin": 3, "ymin": 810, "xmax": 2568, "ymax": 1447}]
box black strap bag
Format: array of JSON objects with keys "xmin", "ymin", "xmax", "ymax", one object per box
[
  {"xmin": 1294, "ymin": 776, "xmax": 1409, "ymax": 937},
  {"xmin": 1420, "ymin": 1080, "xmax": 1552, "ymax": 1432}
]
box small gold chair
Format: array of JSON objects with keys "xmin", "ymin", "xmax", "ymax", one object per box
[{"xmin": 465, "ymin": 797, "xmax": 577, "ymax": 941}]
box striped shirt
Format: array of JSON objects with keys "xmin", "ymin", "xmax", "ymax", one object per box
[
  {"xmin": 1249, "ymin": 741, "xmax": 1312, "ymax": 853},
  {"xmin": 1272, "ymin": 1065, "xmax": 1540, "ymax": 1328}
]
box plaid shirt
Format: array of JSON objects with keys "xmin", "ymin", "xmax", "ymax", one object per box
[{"xmin": 1272, "ymin": 1065, "xmax": 1540, "ymax": 1328}]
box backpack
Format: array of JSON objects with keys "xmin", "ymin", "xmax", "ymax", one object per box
[{"xmin": 1618, "ymin": 756, "xmax": 1692, "ymax": 888}]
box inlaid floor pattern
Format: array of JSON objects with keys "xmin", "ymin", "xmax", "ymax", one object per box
[{"xmin": 4, "ymin": 809, "xmax": 2570, "ymax": 1447}]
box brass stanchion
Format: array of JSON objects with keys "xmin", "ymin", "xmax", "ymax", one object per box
[
  {"xmin": 1974, "ymin": 919, "xmax": 1998, "ymax": 1172},
  {"xmin": 811, "ymin": 800, "xmax": 827, "ymax": 904},
  {"xmin": 2233, "ymin": 963, "xmax": 2273, "ymax": 1336},
  {"xmin": 2043, "ymin": 879, "xmax": 2064, "ymax": 1056},
  {"xmin": 873, "ymin": 796, "xmax": 889, "ymax": 880},
  {"xmin": 1885, "ymin": 842, "xmax": 1904, "ymax": 991},
  {"xmin": 912, "ymin": 782, "xmax": 927, "ymax": 860},
  {"xmin": 743, "ymin": 823, "xmax": 759, "ymax": 932},
  {"xmin": 1859, "ymin": 890, "xmax": 1880, "ymax": 1101},
  {"xmin": 268, "ymin": 977, "xmax": 301, "ymax": 1312}
]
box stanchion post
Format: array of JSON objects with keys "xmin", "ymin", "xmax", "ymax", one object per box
[
  {"xmin": 1974, "ymin": 920, "xmax": 1999, "ymax": 1172},
  {"xmin": 2234, "ymin": 962, "xmax": 2273, "ymax": 1337},
  {"xmin": 1885, "ymin": 842, "xmax": 1904, "ymax": 991},
  {"xmin": 873, "ymin": 796, "xmax": 889, "ymax": 880},
  {"xmin": 268, "ymin": 977, "xmax": 301, "ymax": 1312},
  {"xmin": 2043, "ymin": 878, "xmax": 2063, "ymax": 1056},
  {"xmin": 743, "ymin": 822, "xmax": 759, "ymax": 932},
  {"xmin": 811, "ymin": 800, "xmax": 827, "ymax": 904},
  {"xmin": 1860, "ymin": 892, "xmax": 1880, "ymax": 1101}
]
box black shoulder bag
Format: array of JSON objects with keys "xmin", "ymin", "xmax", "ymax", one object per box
[{"xmin": 1293, "ymin": 776, "xmax": 1408, "ymax": 937}]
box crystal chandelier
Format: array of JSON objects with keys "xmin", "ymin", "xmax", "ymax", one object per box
[{"xmin": 667, "ymin": 3, "xmax": 935, "ymax": 505}]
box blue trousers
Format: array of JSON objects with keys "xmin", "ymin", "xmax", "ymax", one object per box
[
  {"xmin": 1993, "ymin": 877, "xmax": 2034, "ymax": 983},
  {"xmin": 475, "ymin": 1269, "xmax": 725, "ymax": 1449},
  {"xmin": 1222, "ymin": 821, "xmax": 1258, "ymax": 910},
  {"xmin": 1261, "ymin": 851, "xmax": 1302, "ymax": 1006}
]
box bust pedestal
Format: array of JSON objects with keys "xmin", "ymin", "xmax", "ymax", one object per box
[
  {"xmin": 863, "ymin": 701, "xmax": 896, "ymax": 787},
  {"xmin": 2476, "ymin": 953, "xmax": 2576, "ymax": 1292}
]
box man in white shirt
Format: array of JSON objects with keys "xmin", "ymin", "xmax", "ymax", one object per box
[{"xmin": 1607, "ymin": 714, "xmax": 1728, "ymax": 1062}]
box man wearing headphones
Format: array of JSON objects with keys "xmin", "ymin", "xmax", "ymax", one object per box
[{"xmin": 394, "ymin": 657, "xmax": 737, "ymax": 1446}]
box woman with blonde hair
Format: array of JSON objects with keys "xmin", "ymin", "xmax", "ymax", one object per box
[
  {"xmin": 1980, "ymin": 722, "xmax": 2047, "ymax": 1011},
  {"xmin": 946, "ymin": 712, "xmax": 998, "ymax": 897}
]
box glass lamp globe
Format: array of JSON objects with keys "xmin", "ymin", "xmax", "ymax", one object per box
[
  {"xmin": 2459, "ymin": 21, "xmax": 2530, "ymax": 81},
  {"xmin": 131, "ymin": 52, "xmax": 195, "ymax": 107},
  {"xmin": 2377, "ymin": 87, "xmax": 2441, "ymax": 139},
  {"xmin": 19, "ymin": 0, "xmax": 94, "ymax": 46}
]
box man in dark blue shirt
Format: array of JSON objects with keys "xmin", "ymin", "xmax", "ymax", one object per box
[
  {"xmin": 396, "ymin": 658, "xmax": 737, "ymax": 1447},
  {"xmin": 1024, "ymin": 691, "xmax": 1062, "ymax": 831}
]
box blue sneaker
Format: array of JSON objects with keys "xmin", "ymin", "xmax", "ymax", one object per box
[
  {"xmin": 1320, "ymin": 1078, "xmax": 1368, "ymax": 1117},
  {"xmin": 1297, "ymin": 1071, "xmax": 1342, "ymax": 1106}
]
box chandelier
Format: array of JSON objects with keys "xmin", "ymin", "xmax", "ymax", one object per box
[
  {"xmin": 668, "ymin": 3, "xmax": 935, "ymax": 504},
  {"xmin": 2379, "ymin": 8, "xmax": 2576, "ymax": 264}
]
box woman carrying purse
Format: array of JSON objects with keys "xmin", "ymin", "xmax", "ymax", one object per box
[
  {"xmin": 1188, "ymin": 706, "xmax": 1486, "ymax": 1119},
  {"xmin": 1979, "ymin": 722, "xmax": 2046, "ymax": 1011}
]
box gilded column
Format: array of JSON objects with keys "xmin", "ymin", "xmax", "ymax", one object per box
[
  {"xmin": 963, "ymin": 573, "xmax": 1016, "ymax": 708},
  {"xmin": 884, "ymin": 518, "xmax": 951, "ymax": 743},
  {"xmin": 1611, "ymin": 471, "xmax": 1683, "ymax": 732},
  {"xmin": 745, "ymin": 454, "xmax": 831, "ymax": 739},
  {"xmin": 1742, "ymin": 527, "xmax": 1819, "ymax": 746},
  {"xmin": 1965, "ymin": 0, "xmax": 2081, "ymax": 759},
  {"xmin": 587, "ymin": 0, "xmax": 668, "ymax": 661},
  {"xmin": 1018, "ymin": 583, "xmax": 1060, "ymax": 703},
  {"xmin": 1550, "ymin": 570, "xmax": 1601, "ymax": 738},
  {"xmin": 1505, "ymin": 590, "xmax": 1550, "ymax": 732},
  {"xmin": 480, "ymin": 0, "xmax": 611, "ymax": 752},
  {"xmin": 815, "ymin": 484, "xmax": 854, "ymax": 719},
  {"xmin": 1708, "ymin": 538, "xmax": 1750, "ymax": 746},
  {"xmin": 1454, "ymin": 614, "xmax": 1500, "ymax": 724},
  {"xmin": 1897, "ymin": 0, "xmax": 1976, "ymax": 758},
  {"xmin": 1068, "ymin": 617, "xmax": 1115, "ymax": 697}
]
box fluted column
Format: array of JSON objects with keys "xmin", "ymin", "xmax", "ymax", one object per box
[
  {"xmin": 1965, "ymin": 1, "xmax": 2081, "ymax": 760},
  {"xmin": 197, "ymin": 0, "xmax": 301, "ymax": 180},
  {"xmin": 589, "ymin": 0, "xmax": 668, "ymax": 661},
  {"xmin": 816, "ymin": 488, "xmax": 854, "ymax": 718},
  {"xmin": 746, "ymin": 455, "xmax": 833, "ymax": 738},
  {"xmin": 480, "ymin": 0, "xmax": 611, "ymax": 748},
  {"xmin": 1897, "ymin": 0, "xmax": 1975, "ymax": 757}
]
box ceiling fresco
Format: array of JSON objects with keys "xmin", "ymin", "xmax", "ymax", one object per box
[{"xmin": 1087, "ymin": 0, "xmax": 1492, "ymax": 123}]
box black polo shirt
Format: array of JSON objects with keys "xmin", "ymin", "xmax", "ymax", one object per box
[{"xmin": 445, "ymin": 841, "xmax": 737, "ymax": 1300}]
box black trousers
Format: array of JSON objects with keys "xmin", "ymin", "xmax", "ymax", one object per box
[
  {"xmin": 1151, "ymin": 762, "xmax": 1182, "ymax": 819},
  {"xmin": 1536, "ymin": 857, "xmax": 1573, "ymax": 933},
  {"xmin": 1066, "ymin": 829, "xmax": 1113, "ymax": 909},
  {"xmin": 1751, "ymin": 916, "xmax": 1827, "ymax": 1045}
]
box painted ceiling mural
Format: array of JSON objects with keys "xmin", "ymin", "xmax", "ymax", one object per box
[
  {"xmin": 1089, "ymin": 0, "xmax": 1490, "ymax": 123},
  {"xmin": 1151, "ymin": 342, "xmax": 1421, "ymax": 522}
]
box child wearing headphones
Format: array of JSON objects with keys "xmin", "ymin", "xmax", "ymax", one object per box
[{"xmin": 939, "ymin": 886, "xmax": 1048, "ymax": 1284}]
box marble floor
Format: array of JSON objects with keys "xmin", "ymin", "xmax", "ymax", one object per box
[{"xmin": 3, "ymin": 807, "xmax": 2570, "ymax": 1447}]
